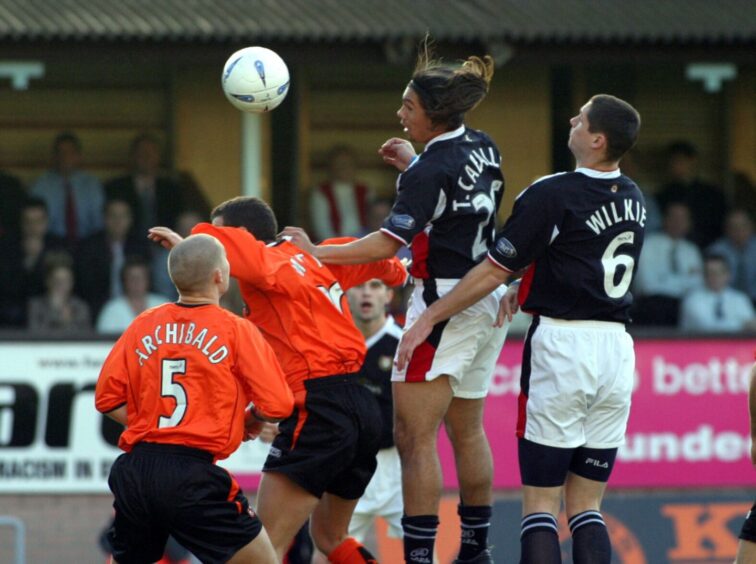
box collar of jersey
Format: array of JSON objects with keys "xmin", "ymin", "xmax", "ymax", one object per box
[
  {"xmin": 424, "ymin": 125, "xmax": 466, "ymax": 151},
  {"xmin": 364, "ymin": 315, "xmax": 397, "ymax": 348},
  {"xmin": 575, "ymin": 167, "xmax": 621, "ymax": 179}
]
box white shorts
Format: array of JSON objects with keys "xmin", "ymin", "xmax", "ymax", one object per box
[
  {"xmin": 348, "ymin": 447, "xmax": 403, "ymax": 540},
  {"xmin": 392, "ymin": 280, "xmax": 509, "ymax": 399},
  {"xmin": 518, "ymin": 316, "xmax": 635, "ymax": 449}
]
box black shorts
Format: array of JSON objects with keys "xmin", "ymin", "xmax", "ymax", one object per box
[
  {"xmin": 740, "ymin": 501, "xmax": 756, "ymax": 542},
  {"xmin": 107, "ymin": 442, "xmax": 261, "ymax": 564},
  {"xmin": 263, "ymin": 374, "xmax": 382, "ymax": 499}
]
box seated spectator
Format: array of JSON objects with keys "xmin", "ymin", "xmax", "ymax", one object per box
[
  {"xmin": 656, "ymin": 141, "xmax": 727, "ymax": 249},
  {"xmin": 310, "ymin": 145, "xmax": 373, "ymax": 240},
  {"xmin": 0, "ymin": 168, "xmax": 27, "ymax": 238},
  {"xmin": 707, "ymin": 209, "xmax": 756, "ymax": 305},
  {"xmin": 28, "ymin": 252, "xmax": 91, "ymax": 333},
  {"xmin": 632, "ymin": 202, "xmax": 703, "ymax": 325},
  {"xmin": 75, "ymin": 198, "xmax": 150, "ymax": 318},
  {"xmin": 105, "ymin": 133, "xmax": 210, "ymax": 237},
  {"xmin": 0, "ymin": 198, "xmax": 66, "ymax": 326},
  {"xmin": 31, "ymin": 132, "xmax": 104, "ymax": 245},
  {"xmin": 96, "ymin": 256, "xmax": 169, "ymax": 334},
  {"xmin": 680, "ymin": 254, "xmax": 756, "ymax": 333},
  {"xmin": 151, "ymin": 209, "xmax": 205, "ymax": 300}
]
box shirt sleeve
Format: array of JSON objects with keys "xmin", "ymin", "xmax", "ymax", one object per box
[
  {"xmin": 380, "ymin": 161, "xmax": 446, "ymax": 245},
  {"xmin": 95, "ymin": 332, "xmax": 130, "ymax": 414},
  {"xmin": 191, "ymin": 223, "xmax": 275, "ymax": 288},
  {"xmin": 487, "ymin": 181, "xmax": 562, "ymax": 272},
  {"xmin": 320, "ymin": 237, "xmax": 408, "ymax": 290},
  {"xmin": 233, "ymin": 318, "xmax": 294, "ymax": 421}
]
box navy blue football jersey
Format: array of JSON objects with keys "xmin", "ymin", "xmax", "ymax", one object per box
[
  {"xmin": 381, "ymin": 126, "xmax": 504, "ymax": 280},
  {"xmin": 488, "ymin": 168, "xmax": 646, "ymax": 322},
  {"xmin": 356, "ymin": 316, "xmax": 402, "ymax": 449}
]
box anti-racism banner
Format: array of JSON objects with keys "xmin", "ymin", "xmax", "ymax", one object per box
[{"xmin": 0, "ymin": 338, "xmax": 753, "ymax": 493}]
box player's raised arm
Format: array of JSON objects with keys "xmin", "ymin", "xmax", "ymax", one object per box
[
  {"xmin": 318, "ymin": 236, "xmax": 409, "ymax": 290},
  {"xmin": 94, "ymin": 333, "xmax": 130, "ymax": 421}
]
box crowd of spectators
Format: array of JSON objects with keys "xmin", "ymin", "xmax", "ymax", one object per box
[
  {"xmin": 0, "ymin": 131, "xmax": 210, "ymax": 334},
  {"xmin": 0, "ymin": 135, "xmax": 753, "ymax": 336}
]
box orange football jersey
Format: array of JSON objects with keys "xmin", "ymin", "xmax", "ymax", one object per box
[
  {"xmin": 191, "ymin": 224, "xmax": 407, "ymax": 394},
  {"xmin": 95, "ymin": 302, "xmax": 294, "ymax": 459}
]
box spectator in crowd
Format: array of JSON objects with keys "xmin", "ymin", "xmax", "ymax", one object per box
[
  {"xmin": 0, "ymin": 168, "xmax": 27, "ymax": 238},
  {"xmin": 150, "ymin": 209, "xmax": 205, "ymax": 300},
  {"xmin": 0, "ymin": 198, "xmax": 66, "ymax": 326},
  {"xmin": 31, "ymin": 132, "xmax": 104, "ymax": 244},
  {"xmin": 28, "ymin": 252, "xmax": 91, "ymax": 333},
  {"xmin": 96, "ymin": 256, "xmax": 169, "ymax": 334},
  {"xmin": 105, "ymin": 133, "xmax": 211, "ymax": 237},
  {"xmin": 310, "ymin": 145, "xmax": 373, "ymax": 241},
  {"xmin": 656, "ymin": 140, "xmax": 727, "ymax": 249},
  {"xmin": 707, "ymin": 209, "xmax": 756, "ymax": 305},
  {"xmin": 633, "ymin": 202, "xmax": 703, "ymax": 325},
  {"xmin": 679, "ymin": 254, "xmax": 756, "ymax": 333},
  {"xmin": 733, "ymin": 172, "xmax": 756, "ymax": 221},
  {"xmin": 75, "ymin": 198, "xmax": 150, "ymax": 318}
]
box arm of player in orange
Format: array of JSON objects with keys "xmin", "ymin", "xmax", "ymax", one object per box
[
  {"xmin": 235, "ymin": 318, "xmax": 294, "ymax": 422},
  {"xmin": 191, "ymin": 223, "xmax": 275, "ymax": 288},
  {"xmin": 95, "ymin": 334, "xmax": 130, "ymax": 422},
  {"xmin": 319, "ymin": 236, "xmax": 408, "ymax": 290}
]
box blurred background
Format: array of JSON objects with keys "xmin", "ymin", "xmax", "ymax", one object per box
[{"xmin": 0, "ymin": 1, "xmax": 754, "ymax": 562}]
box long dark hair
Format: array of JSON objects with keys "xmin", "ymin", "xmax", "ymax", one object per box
[{"xmin": 409, "ymin": 39, "xmax": 494, "ymax": 130}]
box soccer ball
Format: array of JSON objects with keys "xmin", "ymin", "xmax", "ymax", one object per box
[{"xmin": 221, "ymin": 46, "xmax": 290, "ymax": 113}]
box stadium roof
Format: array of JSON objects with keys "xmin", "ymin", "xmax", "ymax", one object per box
[{"xmin": 0, "ymin": 0, "xmax": 753, "ymax": 44}]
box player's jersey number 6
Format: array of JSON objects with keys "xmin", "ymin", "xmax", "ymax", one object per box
[{"xmin": 601, "ymin": 231, "xmax": 635, "ymax": 299}]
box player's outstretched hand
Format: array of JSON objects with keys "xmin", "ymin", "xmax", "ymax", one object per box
[
  {"xmin": 279, "ymin": 226, "xmax": 316, "ymax": 255},
  {"xmin": 379, "ymin": 138, "xmax": 416, "ymax": 172},
  {"xmin": 148, "ymin": 226, "xmax": 184, "ymax": 250},
  {"xmin": 395, "ymin": 313, "xmax": 433, "ymax": 372},
  {"xmin": 495, "ymin": 283, "xmax": 520, "ymax": 327}
]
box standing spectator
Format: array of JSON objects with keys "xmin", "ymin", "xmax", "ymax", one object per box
[
  {"xmin": 284, "ymin": 49, "xmax": 506, "ymax": 564},
  {"xmin": 679, "ymin": 254, "xmax": 756, "ymax": 333},
  {"xmin": 632, "ymin": 202, "xmax": 703, "ymax": 326},
  {"xmin": 0, "ymin": 168, "xmax": 27, "ymax": 238},
  {"xmin": 310, "ymin": 145, "xmax": 373, "ymax": 241},
  {"xmin": 95, "ymin": 234, "xmax": 292, "ymax": 564},
  {"xmin": 105, "ymin": 133, "xmax": 211, "ymax": 237},
  {"xmin": 395, "ymin": 94, "xmax": 643, "ymax": 564},
  {"xmin": 656, "ymin": 141, "xmax": 727, "ymax": 249},
  {"xmin": 707, "ymin": 209, "xmax": 756, "ymax": 305},
  {"xmin": 0, "ymin": 198, "xmax": 66, "ymax": 326},
  {"xmin": 76, "ymin": 198, "xmax": 150, "ymax": 318},
  {"xmin": 96, "ymin": 257, "xmax": 169, "ymax": 334},
  {"xmin": 28, "ymin": 252, "xmax": 91, "ymax": 333},
  {"xmin": 346, "ymin": 279, "xmax": 404, "ymax": 545},
  {"xmin": 31, "ymin": 132, "xmax": 104, "ymax": 244}
]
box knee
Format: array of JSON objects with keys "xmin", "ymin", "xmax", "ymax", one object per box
[{"xmin": 309, "ymin": 519, "xmax": 344, "ymax": 556}]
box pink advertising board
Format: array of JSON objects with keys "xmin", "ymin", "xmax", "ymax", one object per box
[{"xmin": 438, "ymin": 338, "xmax": 755, "ymax": 488}]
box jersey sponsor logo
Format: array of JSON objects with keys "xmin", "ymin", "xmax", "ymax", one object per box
[
  {"xmin": 495, "ymin": 237, "xmax": 517, "ymax": 258},
  {"xmin": 389, "ymin": 214, "xmax": 416, "ymax": 231}
]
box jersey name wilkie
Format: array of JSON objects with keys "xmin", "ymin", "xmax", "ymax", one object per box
[
  {"xmin": 457, "ymin": 146, "xmax": 501, "ymax": 190},
  {"xmin": 585, "ymin": 198, "xmax": 646, "ymax": 235},
  {"xmin": 134, "ymin": 322, "xmax": 229, "ymax": 366}
]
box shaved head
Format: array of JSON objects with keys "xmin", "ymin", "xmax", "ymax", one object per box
[{"xmin": 168, "ymin": 234, "xmax": 228, "ymax": 294}]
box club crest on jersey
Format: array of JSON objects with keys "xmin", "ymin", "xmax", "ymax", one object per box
[
  {"xmin": 495, "ymin": 237, "xmax": 517, "ymax": 258},
  {"xmin": 389, "ymin": 214, "xmax": 415, "ymax": 230},
  {"xmin": 379, "ymin": 355, "xmax": 393, "ymax": 371}
]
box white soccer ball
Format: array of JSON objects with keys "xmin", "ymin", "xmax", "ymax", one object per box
[{"xmin": 221, "ymin": 46, "xmax": 290, "ymax": 113}]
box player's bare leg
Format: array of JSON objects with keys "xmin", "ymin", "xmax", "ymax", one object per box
[
  {"xmin": 227, "ymin": 526, "xmax": 279, "ymax": 564},
  {"xmin": 736, "ymin": 539, "xmax": 756, "ymax": 563},
  {"xmin": 564, "ymin": 472, "xmax": 611, "ymax": 564},
  {"xmin": 445, "ymin": 397, "xmax": 494, "ymax": 562},
  {"xmin": 310, "ymin": 493, "xmax": 377, "ymax": 562},
  {"xmin": 256, "ymin": 471, "xmax": 320, "ymax": 561},
  {"xmin": 394, "ymin": 376, "xmax": 453, "ymax": 563}
]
